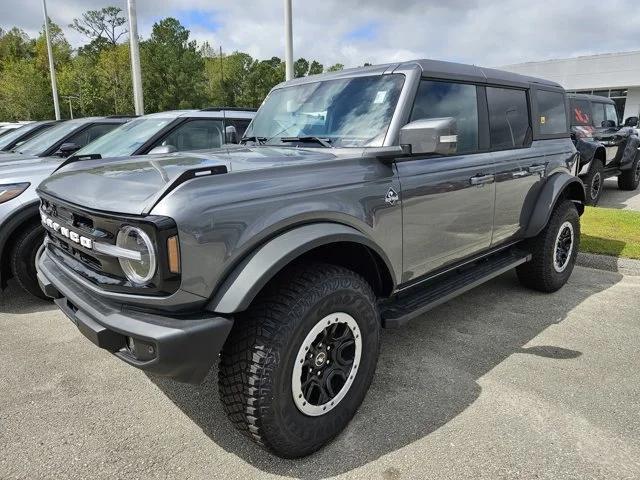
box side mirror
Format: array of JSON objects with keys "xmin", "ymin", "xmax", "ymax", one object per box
[
  {"xmin": 398, "ymin": 117, "xmax": 457, "ymax": 156},
  {"xmin": 624, "ymin": 116, "xmax": 639, "ymax": 127},
  {"xmin": 148, "ymin": 144, "xmax": 177, "ymax": 155},
  {"xmin": 57, "ymin": 142, "xmax": 79, "ymax": 157},
  {"xmin": 225, "ymin": 126, "xmax": 238, "ymax": 144},
  {"xmin": 602, "ymin": 119, "xmax": 617, "ymax": 128}
]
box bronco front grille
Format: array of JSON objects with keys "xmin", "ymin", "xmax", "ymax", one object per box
[{"xmin": 40, "ymin": 195, "xmax": 181, "ymax": 296}]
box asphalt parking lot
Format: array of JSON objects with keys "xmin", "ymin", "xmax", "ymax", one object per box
[
  {"xmin": 1, "ymin": 266, "xmax": 639, "ymax": 480},
  {"xmin": 600, "ymin": 178, "xmax": 640, "ymax": 211}
]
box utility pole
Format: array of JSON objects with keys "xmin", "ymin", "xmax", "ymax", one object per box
[
  {"xmin": 284, "ymin": 0, "xmax": 294, "ymax": 81},
  {"xmin": 41, "ymin": 0, "xmax": 61, "ymax": 120},
  {"xmin": 127, "ymin": 0, "xmax": 144, "ymax": 115},
  {"xmin": 219, "ymin": 46, "xmax": 225, "ymax": 105}
]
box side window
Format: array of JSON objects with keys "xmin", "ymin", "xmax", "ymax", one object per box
[
  {"xmin": 536, "ymin": 90, "xmax": 567, "ymax": 135},
  {"xmin": 66, "ymin": 124, "xmax": 119, "ymax": 148},
  {"xmin": 410, "ymin": 80, "xmax": 479, "ymax": 154},
  {"xmin": 160, "ymin": 119, "xmax": 225, "ymax": 152},
  {"xmin": 570, "ymin": 99, "xmax": 592, "ymax": 126},
  {"xmin": 605, "ymin": 103, "xmax": 619, "ymax": 125},
  {"xmin": 228, "ymin": 119, "xmax": 252, "ymax": 138},
  {"xmin": 592, "ymin": 103, "xmax": 606, "ymax": 127},
  {"xmin": 486, "ymin": 87, "xmax": 530, "ymax": 149}
]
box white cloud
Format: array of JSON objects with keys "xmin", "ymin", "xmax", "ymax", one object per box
[{"xmin": 2, "ymin": 0, "xmax": 640, "ymax": 68}]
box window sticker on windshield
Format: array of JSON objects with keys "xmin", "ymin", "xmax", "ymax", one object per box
[
  {"xmin": 374, "ymin": 91, "xmax": 388, "ymax": 104},
  {"xmin": 540, "ymin": 116, "xmax": 546, "ymax": 125}
]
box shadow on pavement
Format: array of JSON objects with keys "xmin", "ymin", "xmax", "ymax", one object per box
[
  {"xmin": 148, "ymin": 268, "xmax": 620, "ymax": 478},
  {"xmin": 599, "ymin": 178, "xmax": 640, "ymax": 210},
  {"xmin": 0, "ymin": 280, "xmax": 57, "ymax": 315}
]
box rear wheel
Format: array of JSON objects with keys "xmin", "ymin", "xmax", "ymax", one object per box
[
  {"xmin": 218, "ymin": 263, "xmax": 380, "ymax": 458},
  {"xmin": 10, "ymin": 223, "xmax": 48, "ymax": 300},
  {"xmin": 618, "ymin": 153, "xmax": 640, "ymax": 191},
  {"xmin": 583, "ymin": 159, "xmax": 604, "ymax": 205},
  {"xmin": 517, "ymin": 200, "xmax": 580, "ymax": 293}
]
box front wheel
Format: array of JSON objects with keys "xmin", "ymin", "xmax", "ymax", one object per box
[
  {"xmin": 10, "ymin": 223, "xmax": 48, "ymax": 300},
  {"xmin": 218, "ymin": 263, "xmax": 380, "ymax": 458},
  {"xmin": 517, "ymin": 200, "xmax": 580, "ymax": 293},
  {"xmin": 582, "ymin": 159, "xmax": 604, "ymax": 205},
  {"xmin": 618, "ymin": 154, "xmax": 640, "ymax": 191}
]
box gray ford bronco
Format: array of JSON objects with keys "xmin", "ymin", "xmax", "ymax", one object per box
[{"xmin": 36, "ymin": 59, "xmax": 585, "ymax": 458}]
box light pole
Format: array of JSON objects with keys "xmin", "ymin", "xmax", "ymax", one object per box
[
  {"xmin": 62, "ymin": 95, "xmax": 78, "ymax": 119},
  {"xmin": 41, "ymin": 0, "xmax": 61, "ymax": 120},
  {"xmin": 284, "ymin": 0, "xmax": 294, "ymax": 81},
  {"xmin": 127, "ymin": 0, "xmax": 144, "ymax": 115}
]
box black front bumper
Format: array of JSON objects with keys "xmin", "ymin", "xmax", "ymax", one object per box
[{"xmin": 37, "ymin": 247, "xmax": 234, "ymax": 383}]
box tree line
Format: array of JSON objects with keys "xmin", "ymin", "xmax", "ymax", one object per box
[{"xmin": 0, "ymin": 6, "xmax": 345, "ymax": 121}]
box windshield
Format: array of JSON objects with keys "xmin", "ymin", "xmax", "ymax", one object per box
[
  {"xmin": 74, "ymin": 117, "xmax": 174, "ymax": 158},
  {"xmin": 245, "ymin": 74, "xmax": 405, "ymax": 147},
  {"xmin": 0, "ymin": 123, "xmax": 39, "ymax": 149},
  {"xmin": 13, "ymin": 121, "xmax": 81, "ymax": 156}
]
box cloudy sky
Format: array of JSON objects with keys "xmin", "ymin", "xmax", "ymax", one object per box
[{"xmin": 2, "ymin": 0, "xmax": 640, "ymax": 68}]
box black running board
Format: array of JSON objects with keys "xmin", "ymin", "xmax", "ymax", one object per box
[
  {"xmin": 381, "ymin": 249, "xmax": 531, "ymax": 328},
  {"xmin": 603, "ymin": 168, "xmax": 622, "ymax": 178}
]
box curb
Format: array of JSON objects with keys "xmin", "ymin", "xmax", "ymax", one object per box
[{"xmin": 577, "ymin": 252, "xmax": 640, "ymax": 276}]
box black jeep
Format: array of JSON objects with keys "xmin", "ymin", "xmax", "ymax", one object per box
[{"xmin": 569, "ymin": 93, "xmax": 640, "ymax": 204}]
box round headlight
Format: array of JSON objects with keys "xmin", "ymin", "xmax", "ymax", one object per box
[{"xmin": 116, "ymin": 226, "xmax": 157, "ymax": 285}]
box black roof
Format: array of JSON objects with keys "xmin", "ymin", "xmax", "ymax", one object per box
[
  {"xmin": 407, "ymin": 59, "xmax": 563, "ymax": 89},
  {"xmin": 280, "ymin": 58, "xmax": 564, "ymax": 91},
  {"xmin": 567, "ymin": 93, "xmax": 615, "ymax": 104}
]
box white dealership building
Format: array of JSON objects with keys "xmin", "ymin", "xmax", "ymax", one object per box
[{"xmin": 502, "ymin": 50, "xmax": 640, "ymax": 123}]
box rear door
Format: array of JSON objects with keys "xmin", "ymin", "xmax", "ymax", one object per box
[
  {"xmin": 488, "ymin": 86, "xmax": 543, "ymax": 244},
  {"xmin": 491, "ymin": 88, "xmax": 570, "ymax": 244},
  {"xmin": 396, "ymin": 79, "xmax": 495, "ymax": 281}
]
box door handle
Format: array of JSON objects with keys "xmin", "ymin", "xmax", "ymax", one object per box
[
  {"xmin": 469, "ymin": 174, "xmax": 495, "ymax": 186},
  {"xmin": 528, "ymin": 164, "xmax": 546, "ymax": 173}
]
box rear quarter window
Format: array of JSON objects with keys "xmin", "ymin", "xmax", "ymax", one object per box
[{"xmin": 535, "ymin": 90, "xmax": 568, "ymax": 135}]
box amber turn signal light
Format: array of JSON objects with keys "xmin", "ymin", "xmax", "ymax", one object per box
[{"xmin": 167, "ymin": 235, "xmax": 180, "ymax": 274}]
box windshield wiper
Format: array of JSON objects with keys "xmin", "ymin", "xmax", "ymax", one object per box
[
  {"xmin": 280, "ymin": 136, "xmax": 332, "ymax": 147},
  {"xmin": 240, "ymin": 136, "xmax": 267, "ymax": 145}
]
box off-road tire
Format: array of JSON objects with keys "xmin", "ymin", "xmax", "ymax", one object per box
[
  {"xmin": 617, "ymin": 153, "xmax": 640, "ymax": 191},
  {"xmin": 218, "ymin": 262, "xmax": 380, "ymax": 458},
  {"xmin": 516, "ymin": 200, "xmax": 580, "ymax": 293},
  {"xmin": 10, "ymin": 223, "xmax": 48, "ymax": 300},
  {"xmin": 582, "ymin": 158, "xmax": 604, "ymax": 205}
]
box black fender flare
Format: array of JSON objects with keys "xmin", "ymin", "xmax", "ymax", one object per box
[
  {"xmin": 575, "ymin": 138, "xmax": 605, "ymax": 174},
  {"xmin": 524, "ymin": 173, "xmax": 585, "ymax": 238},
  {"xmin": 0, "ymin": 201, "xmax": 41, "ymax": 289},
  {"xmin": 207, "ymin": 222, "xmax": 396, "ymax": 314}
]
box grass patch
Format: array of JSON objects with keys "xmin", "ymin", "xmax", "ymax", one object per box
[{"xmin": 580, "ymin": 206, "xmax": 640, "ymax": 259}]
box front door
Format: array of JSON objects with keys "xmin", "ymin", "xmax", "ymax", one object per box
[
  {"xmin": 397, "ymin": 79, "xmax": 495, "ymax": 282},
  {"xmin": 592, "ymin": 101, "xmax": 624, "ymax": 163}
]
